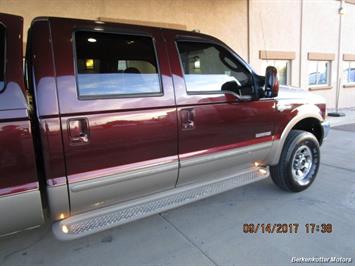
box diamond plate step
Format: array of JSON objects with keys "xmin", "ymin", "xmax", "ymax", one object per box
[{"xmin": 53, "ymin": 166, "xmax": 269, "ymax": 240}]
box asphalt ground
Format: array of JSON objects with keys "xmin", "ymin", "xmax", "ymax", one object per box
[{"xmin": 0, "ymin": 123, "xmax": 354, "ymax": 266}]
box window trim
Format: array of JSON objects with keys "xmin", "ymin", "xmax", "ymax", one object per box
[
  {"xmin": 343, "ymin": 54, "xmax": 355, "ymax": 61},
  {"xmin": 0, "ymin": 22, "xmax": 7, "ymax": 93},
  {"xmin": 307, "ymin": 52, "xmax": 335, "ymax": 61},
  {"xmin": 343, "ymin": 84, "xmax": 355, "ymax": 89},
  {"xmin": 259, "ymin": 50, "xmax": 296, "ymax": 60},
  {"xmin": 175, "ymin": 37, "xmax": 255, "ymax": 96},
  {"xmin": 72, "ymin": 29, "xmax": 163, "ymax": 100}
]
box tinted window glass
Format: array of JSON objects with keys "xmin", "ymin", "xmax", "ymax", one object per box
[
  {"xmin": 75, "ymin": 31, "xmax": 161, "ymax": 97},
  {"xmin": 177, "ymin": 42, "xmax": 252, "ymax": 95},
  {"xmin": 0, "ymin": 24, "xmax": 5, "ymax": 91}
]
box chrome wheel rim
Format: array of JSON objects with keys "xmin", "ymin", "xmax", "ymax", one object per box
[{"xmin": 291, "ymin": 145, "xmax": 313, "ymax": 185}]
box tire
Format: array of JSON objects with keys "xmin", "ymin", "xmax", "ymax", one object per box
[{"xmin": 270, "ymin": 130, "xmax": 320, "ymax": 192}]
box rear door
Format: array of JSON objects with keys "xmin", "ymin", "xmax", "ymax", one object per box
[
  {"xmin": 164, "ymin": 31, "xmax": 276, "ymax": 186},
  {"xmin": 50, "ymin": 18, "xmax": 178, "ymax": 214},
  {"xmin": 0, "ymin": 13, "xmax": 43, "ymax": 235}
]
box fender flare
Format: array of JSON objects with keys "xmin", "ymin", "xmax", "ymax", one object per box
[{"xmin": 269, "ymin": 104, "xmax": 324, "ymax": 166}]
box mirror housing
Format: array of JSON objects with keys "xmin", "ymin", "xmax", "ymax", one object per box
[
  {"xmin": 264, "ymin": 66, "xmax": 279, "ymax": 98},
  {"xmin": 221, "ymin": 81, "xmax": 252, "ymax": 102}
]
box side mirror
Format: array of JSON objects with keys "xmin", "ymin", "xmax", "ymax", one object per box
[
  {"xmin": 222, "ymin": 89, "xmax": 252, "ymax": 102},
  {"xmin": 264, "ymin": 66, "xmax": 279, "ymax": 98},
  {"xmin": 221, "ymin": 81, "xmax": 252, "ymax": 102}
]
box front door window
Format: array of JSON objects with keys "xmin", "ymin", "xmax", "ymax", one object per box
[{"xmin": 177, "ymin": 41, "xmax": 253, "ymax": 96}]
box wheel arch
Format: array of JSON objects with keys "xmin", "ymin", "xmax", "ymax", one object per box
[
  {"xmin": 269, "ymin": 104, "xmax": 324, "ymax": 166},
  {"xmin": 292, "ymin": 117, "xmax": 323, "ymax": 145}
]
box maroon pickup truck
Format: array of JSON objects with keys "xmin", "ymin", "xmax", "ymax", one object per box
[{"xmin": 0, "ymin": 13, "xmax": 329, "ymax": 240}]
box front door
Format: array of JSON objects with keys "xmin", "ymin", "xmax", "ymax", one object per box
[{"xmin": 164, "ymin": 31, "xmax": 276, "ymax": 186}]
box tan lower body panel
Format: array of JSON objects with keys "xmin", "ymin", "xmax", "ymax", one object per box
[
  {"xmin": 0, "ymin": 190, "xmax": 44, "ymax": 236},
  {"xmin": 47, "ymin": 183, "xmax": 70, "ymax": 221},
  {"xmin": 178, "ymin": 141, "xmax": 273, "ymax": 186},
  {"xmin": 67, "ymin": 142, "xmax": 272, "ymax": 217},
  {"xmin": 53, "ymin": 166, "xmax": 269, "ymax": 240},
  {"xmin": 69, "ymin": 161, "xmax": 179, "ymax": 215}
]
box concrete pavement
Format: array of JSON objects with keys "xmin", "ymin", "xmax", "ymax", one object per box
[{"xmin": 1, "ymin": 118, "xmax": 355, "ymax": 266}]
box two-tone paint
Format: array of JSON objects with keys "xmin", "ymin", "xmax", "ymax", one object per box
[
  {"xmin": 42, "ymin": 18, "xmax": 279, "ymax": 216},
  {"xmin": 0, "ymin": 14, "xmax": 328, "ymax": 238}
]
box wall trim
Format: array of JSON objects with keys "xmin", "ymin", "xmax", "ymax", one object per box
[
  {"xmin": 336, "ymin": 0, "xmax": 355, "ymax": 5},
  {"xmin": 259, "ymin": 50, "xmax": 296, "ymax": 60},
  {"xmin": 343, "ymin": 53, "xmax": 355, "ymax": 61},
  {"xmin": 308, "ymin": 52, "xmax": 335, "ymax": 61},
  {"xmin": 345, "ymin": 0, "xmax": 355, "ymax": 5},
  {"xmin": 343, "ymin": 84, "xmax": 355, "ymax": 88},
  {"xmin": 309, "ymin": 86, "xmax": 333, "ymax": 91}
]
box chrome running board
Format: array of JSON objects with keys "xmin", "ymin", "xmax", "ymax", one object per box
[{"xmin": 53, "ymin": 166, "xmax": 269, "ymax": 240}]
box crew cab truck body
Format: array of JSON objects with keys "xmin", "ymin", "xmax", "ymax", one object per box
[{"xmin": 0, "ymin": 13, "xmax": 330, "ymax": 240}]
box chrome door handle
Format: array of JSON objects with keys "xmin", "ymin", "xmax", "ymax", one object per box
[
  {"xmin": 68, "ymin": 118, "xmax": 90, "ymax": 144},
  {"xmin": 73, "ymin": 133, "xmax": 89, "ymax": 143},
  {"xmin": 181, "ymin": 109, "xmax": 195, "ymax": 130},
  {"xmin": 183, "ymin": 120, "xmax": 195, "ymax": 129}
]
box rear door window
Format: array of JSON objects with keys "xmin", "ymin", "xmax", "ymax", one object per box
[
  {"xmin": 75, "ymin": 31, "xmax": 161, "ymax": 98},
  {"xmin": 0, "ymin": 24, "xmax": 5, "ymax": 91}
]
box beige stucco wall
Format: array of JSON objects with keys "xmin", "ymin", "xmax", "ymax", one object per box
[
  {"xmin": 249, "ymin": 0, "xmax": 301, "ymax": 86},
  {"xmin": 249, "ymin": 0, "xmax": 355, "ymax": 109},
  {"xmin": 339, "ymin": 1, "xmax": 355, "ymax": 108},
  {"xmin": 0, "ymin": 0, "xmax": 248, "ymax": 59},
  {"xmin": 302, "ymin": 0, "xmax": 355, "ymax": 109},
  {"xmin": 300, "ymin": 0, "xmax": 339, "ymax": 108}
]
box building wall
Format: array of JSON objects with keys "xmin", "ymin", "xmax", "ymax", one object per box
[
  {"xmin": 249, "ymin": 0, "xmax": 301, "ymax": 86},
  {"xmin": 0, "ymin": 0, "xmax": 248, "ymax": 59},
  {"xmin": 301, "ymin": 0, "xmax": 340, "ymax": 108},
  {"xmin": 250, "ymin": 0, "xmax": 355, "ymax": 109},
  {"xmin": 339, "ymin": 0, "xmax": 355, "ymax": 108},
  {"xmin": 0, "ymin": 0, "xmax": 354, "ymax": 108}
]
